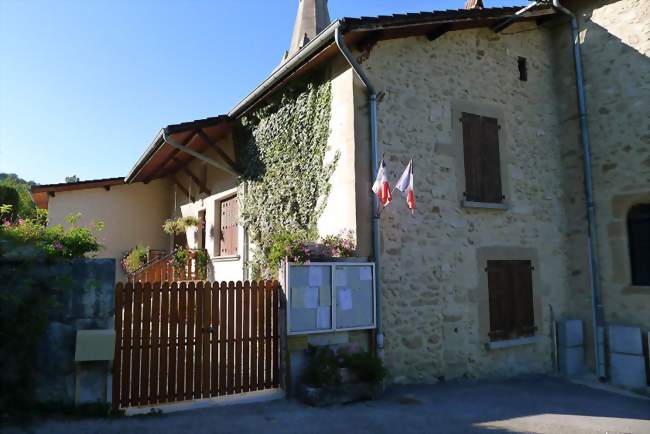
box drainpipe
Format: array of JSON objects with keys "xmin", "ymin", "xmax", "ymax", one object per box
[
  {"xmin": 334, "ymin": 28, "xmax": 384, "ymax": 358},
  {"xmin": 552, "ymin": 0, "xmax": 605, "ymax": 378}
]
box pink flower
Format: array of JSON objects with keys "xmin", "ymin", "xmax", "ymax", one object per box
[
  {"xmin": 331, "ymin": 247, "xmax": 341, "ymax": 258},
  {"xmin": 2, "ymin": 220, "xmax": 10, "ymax": 227},
  {"xmin": 17, "ymin": 219, "xmax": 24, "ymax": 225},
  {"xmin": 53, "ymin": 242, "xmax": 63, "ymax": 250}
]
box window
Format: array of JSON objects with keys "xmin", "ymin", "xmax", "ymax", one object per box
[
  {"xmin": 219, "ymin": 195, "xmax": 238, "ymax": 256},
  {"xmin": 518, "ymin": 57, "xmax": 528, "ymax": 82},
  {"xmin": 486, "ymin": 260, "xmax": 535, "ymax": 341},
  {"xmin": 628, "ymin": 204, "xmax": 650, "ymax": 286},
  {"xmin": 461, "ymin": 112, "xmax": 503, "ymax": 203}
]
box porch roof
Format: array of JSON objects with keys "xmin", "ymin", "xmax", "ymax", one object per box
[{"xmin": 125, "ymin": 115, "xmax": 237, "ymax": 184}]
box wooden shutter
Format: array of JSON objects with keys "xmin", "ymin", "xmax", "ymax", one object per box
[
  {"xmin": 511, "ymin": 260, "xmax": 535, "ymax": 336},
  {"xmin": 628, "ymin": 205, "xmax": 650, "ymax": 285},
  {"xmin": 487, "ymin": 260, "xmax": 535, "ymax": 341},
  {"xmin": 220, "ymin": 196, "xmax": 239, "ymax": 257},
  {"xmin": 461, "ymin": 113, "xmax": 503, "ymax": 203},
  {"xmin": 462, "ymin": 113, "xmax": 483, "ymax": 202},
  {"xmin": 481, "ymin": 116, "xmax": 503, "ymax": 203},
  {"xmin": 487, "ymin": 260, "xmax": 514, "ymax": 341}
]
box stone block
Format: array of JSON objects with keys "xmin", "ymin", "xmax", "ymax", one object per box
[
  {"xmin": 608, "ymin": 325, "xmax": 643, "ymax": 355},
  {"xmin": 558, "ymin": 319, "xmax": 584, "ymax": 348},
  {"xmin": 76, "ymin": 362, "xmax": 108, "ymax": 404},
  {"xmin": 559, "ymin": 346, "xmax": 584, "ymax": 377},
  {"xmin": 609, "ymin": 353, "xmax": 647, "ymax": 390}
]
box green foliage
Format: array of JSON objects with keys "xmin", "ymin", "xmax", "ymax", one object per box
[
  {"xmin": 237, "ymin": 80, "xmax": 336, "ymax": 278},
  {"xmin": 122, "ymin": 245, "xmax": 150, "ymax": 274},
  {"xmin": 0, "ymin": 178, "xmax": 36, "ymax": 220},
  {"xmin": 194, "ymin": 248, "xmax": 209, "ymax": 280},
  {"xmin": 0, "ymin": 213, "xmax": 103, "ymax": 259},
  {"xmin": 339, "ymin": 349, "xmax": 387, "ymax": 385},
  {"xmin": 302, "ymin": 345, "xmax": 342, "ymax": 388},
  {"xmin": 302, "ymin": 344, "xmax": 386, "ymax": 388},
  {"xmin": 267, "ymin": 229, "xmax": 314, "ymax": 271},
  {"xmin": 321, "ymin": 230, "xmax": 356, "ymax": 258},
  {"xmin": 64, "ymin": 175, "xmax": 80, "ymax": 183},
  {"xmin": 0, "ymin": 263, "xmax": 58, "ymax": 415},
  {"xmin": 163, "ymin": 216, "xmax": 199, "ymax": 235}
]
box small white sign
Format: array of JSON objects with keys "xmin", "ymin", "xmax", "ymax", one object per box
[
  {"xmin": 338, "ymin": 287, "xmax": 353, "ymax": 311},
  {"xmin": 359, "ymin": 267, "xmax": 373, "ymax": 281},
  {"xmin": 304, "ymin": 286, "xmax": 319, "ymax": 309},
  {"xmin": 335, "ymin": 269, "xmax": 348, "ymax": 287},
  {"xmin": 308, "ymin": 266, "xmax": 323, "ymax": 286},
  {"xmin": 316, "ymin": 307, "xmax": 331, "ymax": 329}
]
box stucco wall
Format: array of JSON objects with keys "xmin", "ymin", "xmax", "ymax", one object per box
[
  {"xmin": 355, "ymin": 23, "xmax": 574, "ymax": 383},
  {"xmin": 316, "ymin": 59, "xmax": 360, "ymax": 245},
  {"xmin": 47, "ymin": 179, "xmax": 172, "ymax": 281}
]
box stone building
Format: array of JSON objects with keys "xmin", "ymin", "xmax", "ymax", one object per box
[{"xmin": 32, "ymin": 0, "xmax": 649, "ymax": 385}]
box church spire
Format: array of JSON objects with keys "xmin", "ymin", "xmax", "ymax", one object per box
[{"xmin": 281, "ymin": 0, "xmax": 331, "ymax": 63}]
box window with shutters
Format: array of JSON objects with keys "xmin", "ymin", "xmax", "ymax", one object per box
[
  {"xmin": 218, "ymin": 195, "xmax": 239, "ymax": 257},
  {"xmin": 628, "ymin": 204, "xmax": 650, "ymax": 286},
  {"xmin": 461, "ymin": 112, "xmax": 503, "ymax": 204},
  {"xmin": 486, "ymin": 260, "xmax": 536, "ymax": 341}
]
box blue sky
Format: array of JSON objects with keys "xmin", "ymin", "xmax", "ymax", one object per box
[{"xmin": 0, "ymin": 0, "xmax": 524, "ymax": 184}]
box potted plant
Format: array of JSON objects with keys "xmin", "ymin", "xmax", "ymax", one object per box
[
  {"xmin": 162, "ymin": 216, "xmax": 200, "ymax": 235},
  {"xmin": 300, "ymin": 344, "xmax": 386, "ymax": 406}
]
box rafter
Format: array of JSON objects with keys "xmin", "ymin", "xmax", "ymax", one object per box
[
  {"xmin": 144, "ymin": 132, "xmax": 197, "ymax": 183},
  {"xmin": 171, "ymin": 156, "xmax": 209, "ymax": 194},
  {"xmin": 170, "ymin": 175, "xmax": 195, "ymax": 203},
  {"xmin": 196, "ymin": 130, "xmax": 240, "ymax": 175},
  {"xmin": 163, "ymin": 131, "xmax": 240, "ymax": 177}
]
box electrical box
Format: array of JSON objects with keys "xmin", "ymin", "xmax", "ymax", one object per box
[
  {"xmin": 75, "ymin": 330, "xmax": 115, "ymax": 362},
  {"xmin": 286, "ymin": 262, "xmax": 375, "ymax": 335}
]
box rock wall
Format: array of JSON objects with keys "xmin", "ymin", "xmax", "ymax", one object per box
[
  {"xmin": 0, "ymin": 259, "xmax": 115, "ymax": 404},
  {"xmin": 557, "ymin": 0, "xmax": 650, "ymax": 337},
  {"xmin": 356, "ymin": 22, "xmax": 575, "ymax": 382}
]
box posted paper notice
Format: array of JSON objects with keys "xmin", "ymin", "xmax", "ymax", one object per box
[
  {"xmin": 308, "ymin": 267, "xmax": 323, "ymax": 286},
  {"xmin": 359, "ymin": 267, "xmax": 373, "ymax": 281},
  {"xmin": 304, "ymin": 286, "xmax": 319, "ymax": 309},
  {"xmin": 338, "ymin": 287, "xmax": 353, "ymax": 311},
  {"xmin": 317, "ymin": 307, "xmax": 331, "ymax": 329},
  {"xmin": 335, "ymin": 269, "xmax": 347, "ymax": 287}
]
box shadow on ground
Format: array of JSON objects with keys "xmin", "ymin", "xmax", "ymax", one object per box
[{"xmin": 5, "ymin": 376, "xmax": 650, "ymax": 434}]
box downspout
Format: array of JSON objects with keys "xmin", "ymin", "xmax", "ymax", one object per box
[
  {"xmin": 552, "ymin": 0, "xmax": 605, "ymax": 378},
  {"xmin": 334, "ymin": 28, "xmax": 384, "ymax": 358}
]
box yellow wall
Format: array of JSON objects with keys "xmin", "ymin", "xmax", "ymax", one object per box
[{"xmin": 47, "ymin": 178, "xmax": 172, "ymax": 281}]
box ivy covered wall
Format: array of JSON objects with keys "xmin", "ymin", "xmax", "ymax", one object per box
[{"xmin": 237, "ymin": 79, "xmax": 337, "ymax": 276}]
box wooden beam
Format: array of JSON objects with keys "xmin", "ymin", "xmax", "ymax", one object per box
[
  {"xmin": 426, "ymin": 24, "xmax": 450, "ymax": 41},
  {"xmin": 171, "ymin": 156, "xmax": 210, "ymax": 194},
  {"xmin": 195, "ymin": 130, "xmax": 240, "ymax": 175},
  {"xmin": 163, "ymin": 131, "xmax": 240, "ymax": 177},
  {"xmin": 170, "ymin": 175, "xmax": 195, "ymax": 203},
  {"xmin": 144, "ymin": 132, "xmax": 197, "ymax": 183}
]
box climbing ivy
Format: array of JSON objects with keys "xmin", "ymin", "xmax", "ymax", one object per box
[{"xmin": 237, "ymin": 79, "xmax": 336, "ymax": 278}]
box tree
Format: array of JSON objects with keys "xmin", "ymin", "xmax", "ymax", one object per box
[
  {"xmin": 0, "ymin": 179, "xmax": 36, "ymax": 220},
  {"xmin": 65, "ymin": 175, "xmax": 80, "ymax": 183}
]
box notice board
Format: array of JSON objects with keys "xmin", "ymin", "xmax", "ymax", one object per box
[{"xmin": 287, "ymin": 262, "xmax": 375, "ymax": 335}]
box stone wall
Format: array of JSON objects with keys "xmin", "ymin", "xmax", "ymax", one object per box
[
  {"xmin": 551, "ymin": 0, "xmax": 650, "ymax": 371},
  {"xmin": 355, "ymin": 22, "xmax": 575, "ymax": 382},
  {"xmin": 0, "ymin": 259, "xmax": 115, "ymax": 404}
]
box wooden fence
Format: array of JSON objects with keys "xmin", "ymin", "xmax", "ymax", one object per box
[
  {"xmin": 128, "ymin": 250, "xmax": 207, "ymax": 284},
  {"xmin": 112, "ymin": 281, "xmax": 281, "ymax": 409}
]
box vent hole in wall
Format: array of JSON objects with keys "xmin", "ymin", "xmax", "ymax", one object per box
[{"xmin": 518, "ymin": 57, "xmax": 528, "ymax": 81}]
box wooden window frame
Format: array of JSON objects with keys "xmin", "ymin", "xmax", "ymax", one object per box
[
  {"xmin": 461, "ymin": 112, "xmax": 504, "ymax": 205},
  {"xmin": 216, "ymin": 195, "xmax": 239, "ymax": 258},
  {"xmin": 486, "ymin": 259, "xmax": 536, "ymax": 342}
]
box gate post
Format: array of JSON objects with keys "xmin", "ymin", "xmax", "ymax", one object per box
[{"xmin": 278, "ymin": 283, "xmax": 288, "ymax": 395}]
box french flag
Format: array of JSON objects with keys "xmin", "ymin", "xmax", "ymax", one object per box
[
  {"xmin": 372, "ymin": 159, "xmax": 392, "ymax": 207},
  {"xmin": 395, "ymin": 159, "xmax": 416, "ymax": 213}
]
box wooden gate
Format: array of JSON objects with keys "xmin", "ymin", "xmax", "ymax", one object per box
[{"xmin": 112, "ymin": 281, "xmax": 281, "ymax": 409}]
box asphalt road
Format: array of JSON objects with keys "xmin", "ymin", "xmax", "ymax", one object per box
[{"xmin": 6, "ymin": 376, "xmax": 650, "ymax": 434}]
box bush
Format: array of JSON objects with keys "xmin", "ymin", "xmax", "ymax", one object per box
[
  {"xmin": 302, "ymin": 345, "xmax": 342, "ymax": 387},
  {"xmin": 121, "ymin": 245, "xmax": 150, "ymax": 274},
  {"xmin": 340, "ymin": 349, "xmax": 387, "ymax": 385},
  {"xmin": 0, "ymin": 212, "xmax": 103, "ymax": 259}
]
